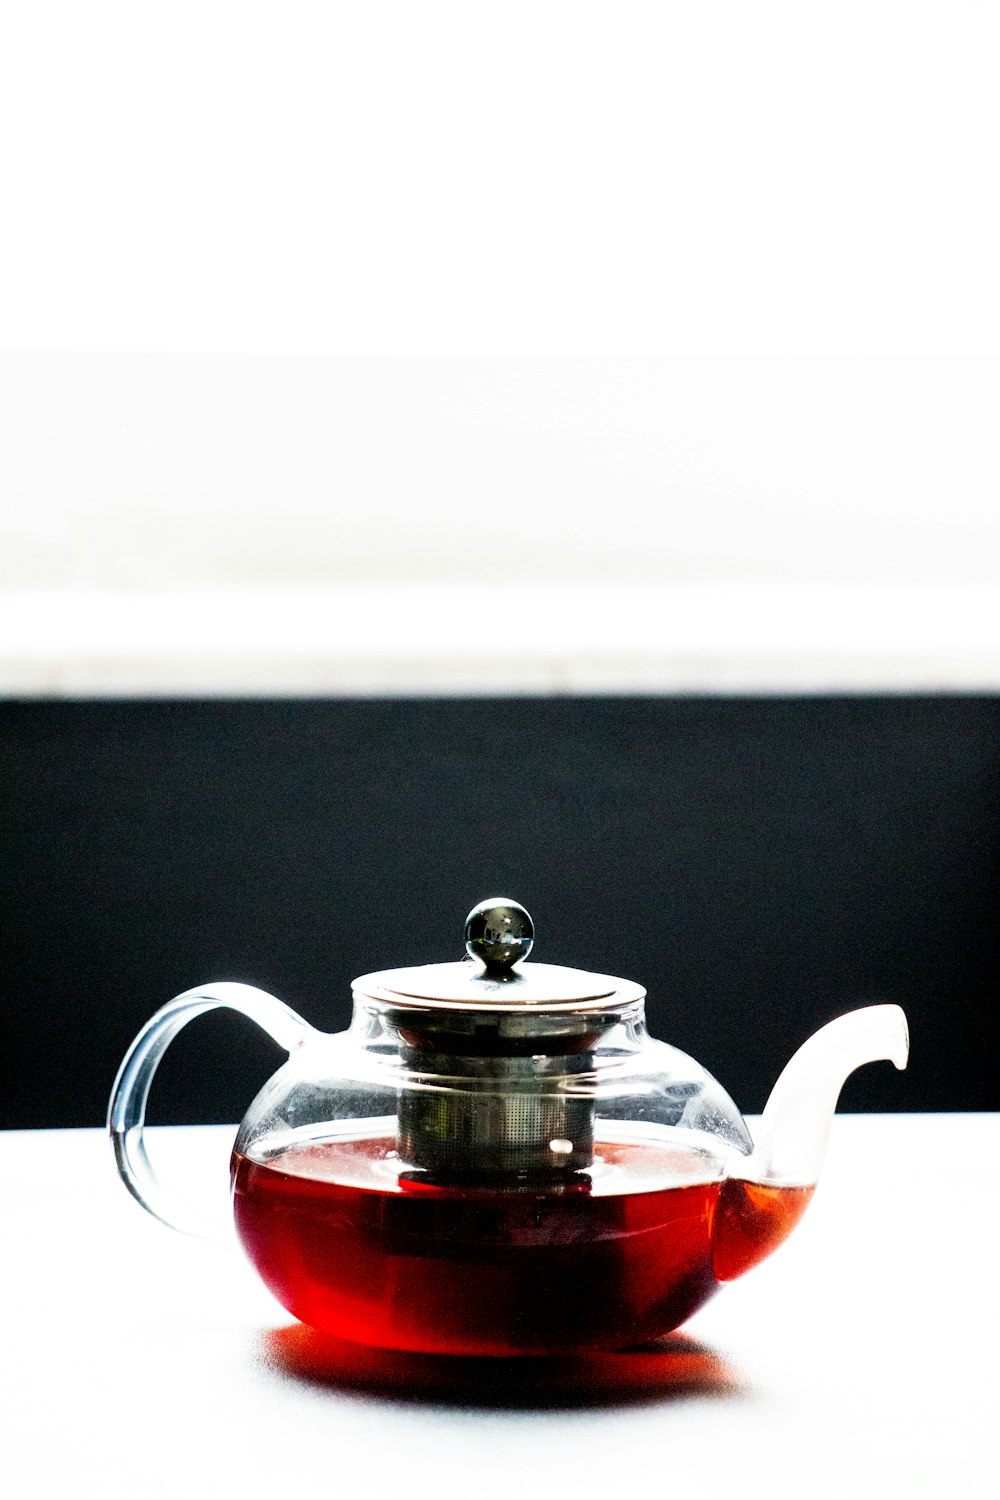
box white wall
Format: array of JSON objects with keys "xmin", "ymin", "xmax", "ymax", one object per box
[
  {"xmin": 2, "ymin": 3, "xmax": 999, "ymax": 358},
  {"xmin": 4, "ymin": 356, "xmax": 1000, "ymax": 590},
  {"xmin": 2, "ymin": 5, "xmax": 999, "ymax": 694},
  {"xmin": 1, "ymin": 356, "xmax": 999, "ymax": 694}
]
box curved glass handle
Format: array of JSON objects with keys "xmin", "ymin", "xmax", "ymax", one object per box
[{"xmin": 108, "ymin": 981, "xmax": 315, "ymax": 1242}]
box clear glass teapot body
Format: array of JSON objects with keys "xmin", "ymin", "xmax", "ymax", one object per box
[
  {"xmin": 229, "ymin": 996, "xmax": 776, "ymax": 1356},
  {"xmin": 109, "ymin": 905, "xmax": 907, "ymax": 1356}
]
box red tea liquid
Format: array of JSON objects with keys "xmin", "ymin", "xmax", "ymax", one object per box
[
  {"xmin": 232, "ymin": 1136, "xmax": 812, "ymax": 1356},
  {"xmin": 712, "ymin": 1175, "xmax": 814, "ymax": 1282}
]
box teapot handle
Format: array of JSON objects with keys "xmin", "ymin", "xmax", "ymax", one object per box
[{"xmin": 108, "ymin": 982, "xmax": 315, "ymax": 1242}]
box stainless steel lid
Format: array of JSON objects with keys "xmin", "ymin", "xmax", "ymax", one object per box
[{"xmin": 352, "ymin": 897, "xmax": 646, "ymax": 1015}]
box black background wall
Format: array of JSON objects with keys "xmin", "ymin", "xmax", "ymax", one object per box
[{"xmin": 2, "ymin": 695, "xmax": 998, "ymax": 1130}]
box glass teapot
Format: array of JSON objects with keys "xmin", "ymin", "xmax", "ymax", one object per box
[{"xmin": 109, "ymin": 898, "xmax": 908, "ymax": 1357}]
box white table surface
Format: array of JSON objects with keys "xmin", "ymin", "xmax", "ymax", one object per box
[{"xmin": 3, "ymin": 1115, "xmax": 996, "ymax": 1499}]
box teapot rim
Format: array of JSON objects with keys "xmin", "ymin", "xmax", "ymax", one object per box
[{"xmin": 352, "ymin": 959, "xmax": 646, "ymax": 1014}]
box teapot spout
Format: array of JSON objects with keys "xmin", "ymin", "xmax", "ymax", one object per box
[{"xmin": 745, "ymin": 1004, "xmax": 909, "ymax": 1186}]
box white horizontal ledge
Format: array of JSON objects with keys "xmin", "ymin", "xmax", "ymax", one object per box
[{"xmin": 2, "ymin": 583, "xmax": 999, "ymax": 697}]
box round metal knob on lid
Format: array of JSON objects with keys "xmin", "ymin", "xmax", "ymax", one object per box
[
  {"xmin": 464, "ymin": 898, "xmax": 534, "ymax": 971},
  {"xmin": 351, "ymin": 897, "xmax": 644, "ymax": 1014}
]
